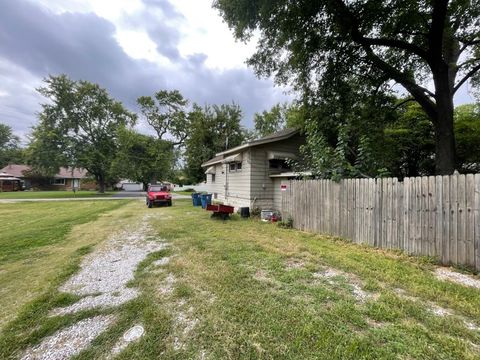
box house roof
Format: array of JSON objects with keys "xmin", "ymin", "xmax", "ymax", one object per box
[
  {"xmin": 55, "ymin": 167, "xmax": 88, "ymax": 179},
  {"xmin": 0, "ymin": 172, "xmax": 21, "ymax": 181},
  {"xmin": 201, "ymin": 128, "xmax": 300, "ymax": 167},
  {"xmin": 0, "ymin": 164, "xmax": 30, "ymax": 178},
  {"xmin": 201, "ymin": 155, "xmax": 224, "ymax": 167},
  {"xmin": 0, "ymin": 164, "xmax": 89, "ymax": 179}
]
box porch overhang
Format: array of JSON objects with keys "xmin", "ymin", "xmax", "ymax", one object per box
[
  {"xmin": 205, "ymin": 166, "xmax": 216, "ymax": 174},
  {"xmin": 222, "ymin": 153, "xmax": 243, "ymax": 163}
]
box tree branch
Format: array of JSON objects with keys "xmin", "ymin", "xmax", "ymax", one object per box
[
  {"xmin": 454, "ymin": 63, "xmax": 480, "ymax": 93},
  {"xmin": 392, "ymin": 97, "xmax": 417, "ymax": 110},
  {"xmin": 457, "ymin": 57, "xmax": 480, "ymax": 70},
  {"xmin": 360, "ymin": 37, "xmax": 430, "ymax": 61},
  {"xmin": 458, "ymin": 39, "xmax": 480, "ymax": 55}
]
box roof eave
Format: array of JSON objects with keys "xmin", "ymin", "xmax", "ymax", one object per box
[
  {"xmin": 215, "ymin": 130, "xmax": 299, "ymax": 157},
  {"xmin": 201, "ymin": 159, "xmax": 223, "ymax": 167}
]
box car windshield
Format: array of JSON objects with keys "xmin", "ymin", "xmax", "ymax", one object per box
[{"xmin": 149, "ymin": 185, "xmax": 167, "ymax": 192}]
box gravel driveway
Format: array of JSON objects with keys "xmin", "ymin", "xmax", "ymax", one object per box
[{"xmin": 20, "ymin": 213, "xmax": 167, "ymax": 360}]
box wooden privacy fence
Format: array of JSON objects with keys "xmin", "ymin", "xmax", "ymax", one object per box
[{"xmin": 280, "ymin": 174, "xmax": 480, "ymax": 270}]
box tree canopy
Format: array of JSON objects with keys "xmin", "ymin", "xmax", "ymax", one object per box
[
  {"xmin": 253, "ymin": 103, "xmax": 305, "ymax": 138},
  {"xmin": 137, "ymin": 90, "xmax": 189, "ymax": 145},
  {"xmin": 215, "ymin": 0, "xmax": 480, "ymax": 174},
  {"xmin": 0, "ymin": 123, "xmax": 23, "ymax": 169},
  {"xmin": 29, "ymin": 75, "xmax": 136, "ymax": 192},
  {"xmin": 112, "ymin": 128, "xmax": 177, "ymax": 189},
  {"xmin": 184, "ymin": 103, "xmax": 247, "ymax": 183}
]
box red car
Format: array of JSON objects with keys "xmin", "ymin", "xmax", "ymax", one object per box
[{"xmin": 146, "ymin": 184, "xmax": 172, "ymax": 208}]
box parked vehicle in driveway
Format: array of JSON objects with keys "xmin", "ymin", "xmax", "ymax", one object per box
[{"xmin": 146, "ymin": 184, "xmax": 172, "ymax": 208}]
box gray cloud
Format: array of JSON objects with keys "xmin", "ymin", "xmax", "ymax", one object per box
[{"xmin": 0, "ymin": 0, "xmax": 289, "ymax": 140}]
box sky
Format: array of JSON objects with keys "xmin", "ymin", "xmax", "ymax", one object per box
[
  {"xmin": 0, "ymin": 0, "xmax": 289, "ymax": 141},
  {"xmin": 0, "ymin": 0, "xmax": 477, "ymax": 143}
]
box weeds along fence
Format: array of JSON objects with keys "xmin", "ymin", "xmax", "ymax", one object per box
[{"xmin": 280, "ymin": 174, "xmax": 480, "ymax": 270}]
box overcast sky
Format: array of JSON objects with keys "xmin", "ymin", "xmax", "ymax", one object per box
[
  {"xmin": 0, "ymin": 0, "xmax": 477, "ymax": 142},
  {"xmin": 0, "ymin": 0, "xmax": 289, "ymax": 141}
]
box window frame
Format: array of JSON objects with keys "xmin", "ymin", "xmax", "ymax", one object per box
[
  {"xmin": 51, "ymin": 178, "xmax": 66, "ymax": 185},
  {"xmin": 228, "ymin": 161, "xmax": 243, "ymax": 172}
]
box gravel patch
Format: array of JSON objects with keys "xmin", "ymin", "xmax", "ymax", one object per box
[
  {"xmin": 51, "ymin": 289, "xmax": 139, "ymax": 316},
  {"xmin": 435, "ymin": 267, "xmax": 480, "ymax": 289},
  {"xmin": 159, "ymin": 274, "xmax": 176, "ymax": 296},
  {"xmin": 313, "ymin": 267, "xmax": 375, "ymax": 303},
  {"xmin": 313, "ymin": 268, "xmax": 344, "ymax": 284},
  {"xmin": 52, "ymin": 217, "xmax": 166, "ymax": 315},
  {"xmin": 285, "ymin": 258, "xmax": 305, "ymax": 270},
  {"xmin": 429, "ymin": 304, "xmax": 453, "ymax": 317},
  {"xmin": 109, "ymin": 325, "xmax": 145, "ymax": 357},
  {"xmin": 23, "ymin": 213, "xmax": 167, "ymax": 359},
  {"xmin": 172, "ymin": 305, "xmax": 199, "ymax": 351},
  {"xmin": 153, "ymin": 257, "xmax": 171, "ymax": 267},
  {"xmin": 20, "ymin": 315, "xmax": 115, "ymax": 360},
  {"xmin": 394, "ymin": 288, "xmax": 479, "ymax": 330}
]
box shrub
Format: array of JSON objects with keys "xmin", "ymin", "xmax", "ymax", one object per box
[
  {"xmin": 277, "ymin": 216, "xmax": 293, "ymax": 229},
  {"xmin": 250, "ymin": 207, "xmax": 261, "ymax": 217}
]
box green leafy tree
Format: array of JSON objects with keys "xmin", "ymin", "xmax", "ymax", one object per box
[
  {"xmin": 254, "ymin": 104, "xmax": 286, "ymax": 138},
  {"xmin": 454, "ymin": 104, "xmax": 480, "ymax": 173},
  {"xmin": 215, "ymin": 0, "xmax": 480, "ymax": 174},
  {"xmin": 184, "ymin": 103, "xmax": 247, "ymax": 183},
  {"xmin": 112, "ymin": 128, "xmax": 176, "ymax": 190},
  {"xmin": 29, "ymin": 75, "xmax": 136, "ymax": 192},
  {"xmin": 294, "ymin": 77, "xmax": 398, "ymax": 179},
  {"xmin": 254, "ymin": 103, "xmax": 307, "ymax": 138},
  {"xmin": 137, "ymin": 90, "xmax": 189, "ymax": 145},
  {"xmin": 381, "ymin": 102, "xmax": 436, "ymax": 178},
  {"xmin": 0, "ymin": 123, "xmax": 24, "ymax": 168}
]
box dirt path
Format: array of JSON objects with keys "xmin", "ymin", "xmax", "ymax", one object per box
[{"xmin": 20, "ymin": 213, "xmax": 166, "ymax": 360}]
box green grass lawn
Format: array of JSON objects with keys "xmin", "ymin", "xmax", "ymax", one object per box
[
  {"xmin": 0, "ymin": 200, "xmax": 129, "ymax": 330},
  {"xmin": 0, "ymin": 190, "xmax": 114, "ymax": 199},
  {"xmin": 1, "ymin": 199, "xmax": 480, "ymax": 359}
]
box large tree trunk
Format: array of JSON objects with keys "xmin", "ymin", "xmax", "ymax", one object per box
[
  {"xmin": 433, "ymin": 109, "xmax": 456, "ymax": 175},
  {"xmin": 432, "ymin": 69, "xmax": 457, "ymax": 175},
  {"xmin": 98, "ymin": 175, "xmax": 105, "ymax": 193}
]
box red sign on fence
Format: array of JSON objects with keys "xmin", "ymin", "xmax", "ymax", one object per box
[{"xmin": 281, "ymin": 184, "xmax": 287, "ymax": 191}]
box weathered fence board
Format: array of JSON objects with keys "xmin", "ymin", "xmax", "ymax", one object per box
[{"xmin": 281, "ymin": 174, "xmax": 480, "ymax": 271}]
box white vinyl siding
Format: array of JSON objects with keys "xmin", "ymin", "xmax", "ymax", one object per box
[
  {"xmin": 224, "ymin": 150, "xmax": 251, "ymax": 207},
  {"xmin": 249, "ymin": 134, "xmax": 305, "ymax": 209},
  {"xmin": 203, "ymin": 133, "xmax": 305, "ymax": 210}
]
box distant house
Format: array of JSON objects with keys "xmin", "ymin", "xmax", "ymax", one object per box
[
  {"xmin": 0, "ymin": 164, "xmax": 96, "ymax": 190},
  {"xmin": 117, "ymin": 180, "xmax": 143, "ymax": 191},
  {"xmin": 0, "ymin": 172, "xmax": 22, "ymax": 192},
  {"xmin": 201, "ymin": 128, "xmax": 307, "ymax": 210}
]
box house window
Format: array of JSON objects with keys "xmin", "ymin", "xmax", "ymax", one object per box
[
  {"xmin": 51, "ymin": 178, "xmax": 66, "ymax": 185},
  {"xmin": 229, "ymin": 162, "xmax": 242, "ymax": 172},
  {"xmin": 211, "ymin": 173, "xmax": 216, "ymax": 183},
  {"xmin": 269, "ymin": 159, "xmax": 291, "ymax": 171}
]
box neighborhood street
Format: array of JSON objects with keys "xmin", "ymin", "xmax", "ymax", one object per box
[{"xmin": 0, "ymin": 192, "xmax": 190, "ymax": 203}]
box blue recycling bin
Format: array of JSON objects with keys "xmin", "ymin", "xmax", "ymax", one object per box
[
  {"xmin": 200, "ymin": 193, "xmax": 212, "ymax": 209},
  {"xmin": 191, "ymin": 193, "xmax": 201, "ymax": 206}
]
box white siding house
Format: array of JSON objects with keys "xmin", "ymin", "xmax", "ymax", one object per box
[{"xmin": 201, "ymin": 128, "xmax": 306, "ymax": 211}]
